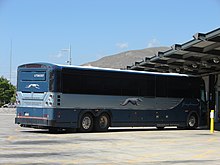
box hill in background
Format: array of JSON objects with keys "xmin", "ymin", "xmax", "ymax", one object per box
[{"xmin": 82, "ymin": 47, "xmax": 169, "ymax": 69}]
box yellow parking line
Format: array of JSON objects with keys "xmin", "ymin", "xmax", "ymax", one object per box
[
  {"xmin": 193, "ymin": 150, "xmax": 215, "ymax": 159},
  {"xmin": 207, "ymin": 137, "xmax": 217, "ymax": 142}
]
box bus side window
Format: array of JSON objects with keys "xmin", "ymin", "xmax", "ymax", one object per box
[
  {"xmin": 156, "ymin": 76, "xmax": 167, "ymax": 97},
  {"xmin": 139, "ymin": 76, "xmax": 155, "ymax": 97}
]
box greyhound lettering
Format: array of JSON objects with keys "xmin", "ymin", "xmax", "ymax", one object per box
[
  {"xmin": 25, "ymin": 84, "xmax": 40, "ymax": 89},
  {"xmin": 121, "ymin": 98, "xmax": 143, "ymax": 106}
]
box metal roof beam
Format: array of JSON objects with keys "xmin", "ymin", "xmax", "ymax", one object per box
[
  {"xmin": 127, "ymin": 28, "xmax": 220, "ymax": 77},
  {"xmin": 184, "ymin": 46, "xmax": 203, "ymax": 53},
  {"xmin": 139, "ymin": 60, "xmax": 155, "ymax": 67},
  {"xmin": 193, "ymin": 33, "xmax": 207, "ymax": 41},
  {"xmin": 150, "ymin": 59, "xmax": 168, "ymax": 64},
  {"xmin": 183, "ymin": 56, "xmax": 202, "ymax": 62},
  {"xmin": 183, "ymin": 46, "xmax": 220, "ymax": 56},
  {"xmin": 205, "ymin": 49, "xmax": 220, "ymax": 57},
  {"xmin": 209, "ymin": 36, "xmax": 220, "ymax": 42},
  {"xmin": 203, "ymin": 42, "xmax": 220, "ymax": 52},
  {"xmin": 129, "ymin": 65, "xmax": 145, "ymax": 70}
]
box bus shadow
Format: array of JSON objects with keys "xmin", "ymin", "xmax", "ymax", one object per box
[
  {"xmin": 20, "ymin": 127, "xmax": 199, "ymax": 134},
  {"xmin": 109, "ymin": 127, "xmax": 177, "ymax": 132}
]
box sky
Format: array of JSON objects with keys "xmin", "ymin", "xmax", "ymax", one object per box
[{"xmin": 0, "ymin": 0, "xmax": 220, "ymax": 84}]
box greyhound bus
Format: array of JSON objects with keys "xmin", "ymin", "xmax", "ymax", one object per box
[{"xmin": 15, "ymin": 63, "xmax": 207, "ymax": 132}]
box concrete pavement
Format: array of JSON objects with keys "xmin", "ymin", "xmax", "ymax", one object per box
[{"xmin": 1, "ymin": 111, "xmax": 220, "ymax": 164}]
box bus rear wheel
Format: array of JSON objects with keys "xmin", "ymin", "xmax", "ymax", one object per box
[
  {"xmin": 94, "ymin": 113, "xmax": 110, "ymax": 132},
  {"xmin": 187, "ymin": 114, "xmax": 198, "ymax": 129},
  {"xmin": 78, "ymin": 113, "xmax": 94, "ymax": 133}
]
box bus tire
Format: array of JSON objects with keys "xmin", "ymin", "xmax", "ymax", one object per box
[
  {"xmin": 94, "ymin": 113, "xmax": 110, "ymax": 132},
  {"xmin": 78, "ymin": 113, "xmax": 94, "ymax": 133},
  {"xmin": 187, "ymin": 113, "xmax": 198, "ymax": 129}
]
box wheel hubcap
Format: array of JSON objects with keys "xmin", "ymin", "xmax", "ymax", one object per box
[
  {"xmin": 82, "ymin": 116, "xmax": 92, "ymax": 130},
  {"xmin": 99, "ymin": 116, "xmax": 108, "ymax": 128},
  {"xmin": 189, "ymin": 115, "xmax": 196, "ymax": 127}
]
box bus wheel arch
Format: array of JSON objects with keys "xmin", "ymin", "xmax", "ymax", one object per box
[
  {"xmin": 78, "ymin": 112, "xmax": 94, "ymax": 132},
  {"xmin": 94, "ymin": 112, "xmax": 111, "ymax": 132},
  {"xmin": 187, "ymin": 112, "xmax": 199, "ymax": 129}
]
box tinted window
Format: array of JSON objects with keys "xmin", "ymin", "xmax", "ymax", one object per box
[
  {"xmin": 167, "ymin": 77, "xmax": 194, "ymax": 98},
  {"xmin": 62, "ymin": 73, "xmax": 81, "ymax": 93},
  {"xmin": 20, "ymin": 71, "xmax": 46, "ymax": 81},
  {"xmin": 138, "ymin": 76, "xmax": 155, "ymax": 97},
  {"xmin": 61, "ymin": 68, "xmax": 201, "ymax": 99},
  {"xmin": 156, "ymin": 76, "xmax": 167, "ymax": 97},
  {"xmin": 61, "ymin": 68, "xmax": 155, "ymax": 96}
]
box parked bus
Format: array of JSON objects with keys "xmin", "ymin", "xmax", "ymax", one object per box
[{"xmin": 15, "ymin": 63, "xmax": 207, "ymax": 132}]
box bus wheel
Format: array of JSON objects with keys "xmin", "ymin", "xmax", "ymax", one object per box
[
  {"xmin": 94, "ymin": 113, "xmax": 110, "ymax": 132},
  {"xmin": 187, "ymin": 114, "xmax": 198, "ymax": 129},
  {"xmin": 79, "ymin": 113, "xmax": 93, "ymax": 133}
]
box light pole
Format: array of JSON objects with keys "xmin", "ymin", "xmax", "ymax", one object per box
[
  {"xmin": 10, "ymin": 39, "xmax": 12, "ymax": 82},
  {"xmin": 61, "ymin": 44, "xmax": 72, "ymax": 65}
]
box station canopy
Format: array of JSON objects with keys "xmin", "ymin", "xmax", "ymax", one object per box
[{"xmin": 127, "ymin": 28, "xmax": 220, "ymax": 77}]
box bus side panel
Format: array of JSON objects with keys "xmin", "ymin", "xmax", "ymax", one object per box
[
  {"xmin": 53, "ymin": 108, "xmax": 80, "ymax": 128},
  {"xmin": 15, "ymin": 107, "xmax": 80, "ymax": 128},
  {"xmin": 110, "ymin": 98, "xmax": 200, "ymax": 128},
  {"xmin": 110, "ymin": 109, "xmax": 156, "ymax": 127},
  {"xmin": 15, "ymin": 107, "xmax": 55, "ymax": 127}
]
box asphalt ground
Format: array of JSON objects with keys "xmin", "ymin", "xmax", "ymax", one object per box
[{"xmin": 1, "ymin": 109, "xmax": 220, "ymax": 164}]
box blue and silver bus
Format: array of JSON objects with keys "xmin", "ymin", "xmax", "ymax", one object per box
[{"xmin": 15, "ymin": 63, "xmax": 207, "ymax": 132}]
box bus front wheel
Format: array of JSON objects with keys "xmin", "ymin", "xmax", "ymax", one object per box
[
  {"xmin": 78, "ymin": 113, "xmax": 94, "ymax": 132},
  {"xmin": 187, "ymin": 113, "xmax": 198, "ymax": 129},
  {"xmin": 94, "ymin": 113, "xmax": 110, "ymax": 132}
]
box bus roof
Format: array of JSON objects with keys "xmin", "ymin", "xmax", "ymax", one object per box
[{"xmin": 18, "ymin": 62, "xmax": 192, "ymax": 77}]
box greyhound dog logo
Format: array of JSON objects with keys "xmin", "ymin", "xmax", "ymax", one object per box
[
  {"xmin": 25, "ymin": 84, "xmax": 40, "ymax": 89},
  {"xmin": 121, "ymin": 98, "xmax": 143, "ymax": 106}
]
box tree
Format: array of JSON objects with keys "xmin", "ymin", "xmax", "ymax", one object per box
[{"xmin": 0, "ymin": 76, "xmax": 16, "ymax": 106}]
